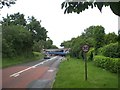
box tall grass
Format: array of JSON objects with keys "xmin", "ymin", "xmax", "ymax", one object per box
[
  {"xmin": 2, "ymin": 52, "xmax": 44, "ymax": 68},
  {"xmin": 53, "ymin": 58, "xmax": 118, "ymax": 88}
]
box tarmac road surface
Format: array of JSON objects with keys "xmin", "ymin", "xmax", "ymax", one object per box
[{"xmin": 2, "ymin": 56, "xmax": 63, "ymax": 89}]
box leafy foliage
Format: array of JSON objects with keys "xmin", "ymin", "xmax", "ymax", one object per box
[
  {"xmin": 118, "ymin": 29, "xmax": 120, "ymax": 43},
  {"xmin": 87, "ymin": 48, "xmax": 94, "ymax": 61},
  {"xmin": 61, "ymin": 25, "xmax": 106, "ymax": 58},
  {"xmin": 27, "ymin": 16, "xmax": 48, "ymax": 42},
  {"xmin": 83, "ymin": 26, "xmax": 96, "ymax": 38},
  {"xmin": 60, "ymin": 40, "xmax": 72, "ymax": 48},
  {"xmin": 104, "ymin": 32, "xmax": 118, "ymax": 45},
  {"xmin": 2, "ymin": 52, "xmax": 44, "ymax": 68},
  {"xmin": 94, "ymin": 26, "xmax": 105, "ymax": 55},
  {"xmin": 44, "ymin": 39, "xmax": 53, "ymax": 49},
  {"xmin": 94, "ymin": 55, "xmax": 120, "ymax": 73},
  {"xmin": 61, "ymin": 1, "xmax": 120, "ymax": 16},
  {"xmin": 98, "ymin": 42, "xmax": 119, "ymax": 58},
  {"xmin": 2, "ymin": 25, "xmax": 33, "ymax": 57},
  {"xmin": 1, "ymin": 12, "xmax": 26, "ymax": 26},
  {"xmin": 0, "ymin": 0, "xmax": 16, "ymax": 9},
  {"xmin": 2, "ymin": 13, "xmax": 57, "ymax": 58},
  {"xmin": 2, "ymin": 38, "xmax": 15, "ymax": 57},
  {"xmin": 32, "ymin": 40, "xmax": 45, "ymax": 52},
  {"xmin": 50, "ymin": 45, "xmax": 58, "ymax": 49}
]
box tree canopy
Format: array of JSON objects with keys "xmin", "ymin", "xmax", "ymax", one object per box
[
  {"xmin": 104, "ymin": 32, "xmax": 118, "ymax": 45},
  {"xmin": 0, "ymin": 0, "xmax": 16, "ymax": 9},
  {"xmin": 2, "ymin": 12, "xmax": 58, "ymax": 57},
  {"xmin": 61, "ymin": 1, "xmax": 120, "ymax": 16},
  {"xmin": 61, "ymin": 25, "xmax": 118, "ymax": 58}
]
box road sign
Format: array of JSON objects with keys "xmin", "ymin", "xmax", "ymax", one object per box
[
  {"xmin": 82, "ymin": 44, "xmax": 89, "ymax": 53},
  {"xmin": 82, "ymin": 44, "xmax": 90, "ymax": 81}
]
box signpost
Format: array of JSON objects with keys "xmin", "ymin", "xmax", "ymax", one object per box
[{"xmin": 82, "ymin": 44, "xmax": 89, "ymax": 81}]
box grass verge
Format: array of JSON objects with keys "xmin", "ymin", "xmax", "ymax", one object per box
[
  {"xmin": 53, "ymin": 57, "xmax": 118, "ymax": 88},
  {"xmin": 2, "ymin": 52, "xmax": 44, "ymax": 68}
]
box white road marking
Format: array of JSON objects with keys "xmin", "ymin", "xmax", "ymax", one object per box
[
  {"xmin": 10, "ymin": 56, "xmax": 58, "ymax": 78},
  {"xmin": 48, "ymin": 69, "xmax": 54, "ymax": 72},
  {"xmin": 13, "ymin": 73, "xmax": 20, "ymax": 77}
]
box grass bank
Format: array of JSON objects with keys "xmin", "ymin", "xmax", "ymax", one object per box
[
  {"xmin": 2, "ymin": 52, "xmax": 44, "ymax": 68},
  {"xmin": 53, "ymin": 58, "xmax": 118, "ymax": 88}
]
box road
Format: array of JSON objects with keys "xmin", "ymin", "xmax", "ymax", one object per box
[{"xmin": 2, "ymin": 56, "xmax": 63, "ymax": 89}]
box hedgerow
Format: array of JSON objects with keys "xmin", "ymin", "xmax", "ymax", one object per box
[
  {"xmin": 98, "ymin": 42, "xmax": 119, "ymax": 58},
  {"xmin": 94, "ymin": 55, "xmax": 120, "ymax": 73}
]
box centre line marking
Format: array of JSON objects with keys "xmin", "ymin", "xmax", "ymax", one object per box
[{"xmin": 10, "ymin": 56, "xmax": 58, "ymax": 77}]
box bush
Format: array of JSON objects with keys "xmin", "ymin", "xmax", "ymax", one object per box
[
  {"xmin": 2, "ymin": 39, "xmax": 15, "ymax": 57},
  {"xmin": 69, "ymin": 44, "xmax": 81, "ymax": 58},
  {"xmin": 32, "ymin": 40, "xmax": 44, "ymax": 52},
  {"xmin": 2, "ymin": 25, "xmax": 33, "ymax": 57},
  {"xmin": 87, "ymin": 48, "xmax": 94, "ymax": 61},
  {"xmin": 98, "ymin": 43, "xmax": 119, "ymax": 58},
  {"xmin": 94, "ymin": 55, "xmax": 120, "ymax": 73}
]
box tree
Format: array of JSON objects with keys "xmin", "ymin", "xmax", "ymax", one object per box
[
  {"xmin": 27, "ymin": 16, "xmax": 48, "ymax": 42},
  {"xmin": 44, "ymin": 39, "xmax": 53, "ymax": 49},
  {"xmin": 118, "ymin": 29, "xmax": 120, "ymax": 43},
  {"xmin": 61, "ymin": 25, "xmax": 105, "ymax": 58},
  {"xmin": 61, "ymin": 35, "xmax": 92, "ymax": 58},
  {"xmin": 50, "ymin": 45, "xmax": 58, "ymax": 49},
  {"xmin": 1, "ymin": 13, "xmax": 49, "ymax": 57},
  {"xmin": 1, "ymin": 13, "xmax": 48, "ymax": 42},
  {"xmin": 104, "ymin": 32, "xmax": 118, "ymax": 45},
  {"xmin": 1, "ymin": 12, "xmax": 26, "ymax": 26},
  {"xmin": 61, "ymin": 1, "xmax": 120, "ymax": 16},
  {"xmin": 2, "ymin": 25, "xmax": 33, "ymax": 57},
  {"xmin": 32, "ymin": 40, "xmax": 45, "ymax": 52},
  {"xmin": 60, "ymin": 40, "xmax": 72, "ymax": 48},
  {"xmin": 94, "ymin": 26, "xmax": 105, "ymax": 55},
  {"xmin": 60, "ymin": 42, "xmax": 64, "ymax": 47},
  {"xmin": 0, "ymin": 0, "xmax": 16, "ymax": 9},
  {"xmin": 1, "ymin": 13, "xmax": 56, "ymax": 58},
  {"xmin": 84, "ymin": 26, "xmax": 96, "ymax": 38}
]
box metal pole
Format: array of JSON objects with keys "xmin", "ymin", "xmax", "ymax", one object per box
[{"xmin": 84, "ymin": 52, "xmax": 87, "ymax": 80}]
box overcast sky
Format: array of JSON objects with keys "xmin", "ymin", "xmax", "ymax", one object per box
[{"xmin": 0, "ymin": 0, "xmax": 119, "ymax": 48}]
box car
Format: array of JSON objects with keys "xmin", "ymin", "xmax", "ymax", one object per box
[{"xmin": 44, "ymin": 54, "xmax": 50, "ymax": 59}]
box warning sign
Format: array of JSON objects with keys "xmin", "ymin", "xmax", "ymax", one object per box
[{"xmin": 82, "ymin": 44, "xmax": 89, "ymax": 53}]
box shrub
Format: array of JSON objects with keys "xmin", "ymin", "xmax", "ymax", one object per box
[
  {"xmin": 2, "ymin": 39, "xmax": 15, "ymax": 57},
  {"xmin": 2, "ymin": 25, "xmax": 33, "ymax": 57},
  {"xmin": 94, "ymin": 55, "xmax": 120, "ymax": 73},
  {"xmin": 32, "ymin": 40, "xmax": 45, "ymax": 52},
  {"xmin": 98, "ymin": 43, "xmax": 119, "ymax": 58},
  {"xmin": 87, "ymin": 48, "xmax": 94, "ymax": 61}
]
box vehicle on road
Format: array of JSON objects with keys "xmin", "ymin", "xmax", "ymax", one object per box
[{"xmin": 44, "ymin": 54, "xmax": 50, "ymax": 59}]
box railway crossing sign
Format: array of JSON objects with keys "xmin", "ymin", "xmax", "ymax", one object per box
[
  {"xmin": 82, "ymin": 44, "xmax": 90, "ymax": 81},
  {"xmin": 82, "ymin": 44, "xmax": 89, "ymax": 53}
]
